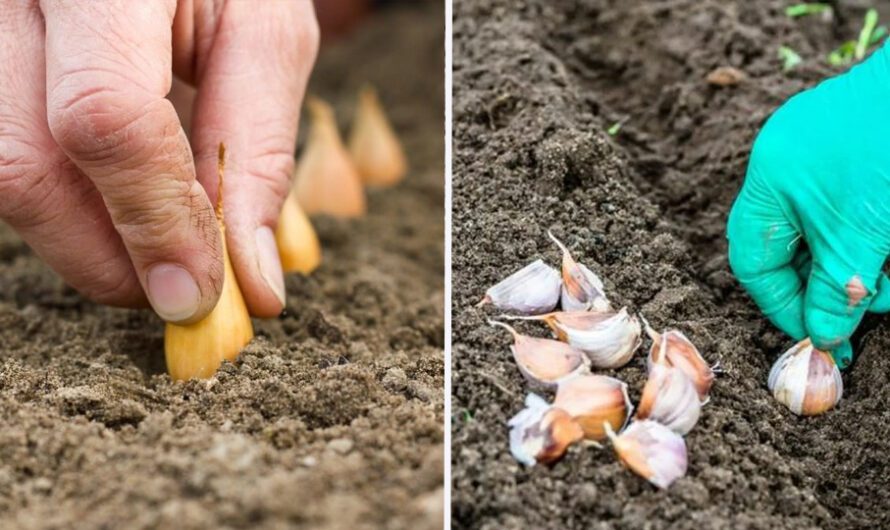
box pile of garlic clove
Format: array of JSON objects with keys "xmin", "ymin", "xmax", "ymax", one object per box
[{"xmin": 481, "ymin": 231, "xmax": 720, "ymax": 489}]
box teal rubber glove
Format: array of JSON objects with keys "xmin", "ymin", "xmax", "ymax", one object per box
[{"xmin": 727, "ymin": 42, "xmax": 890, "ymax": 369}]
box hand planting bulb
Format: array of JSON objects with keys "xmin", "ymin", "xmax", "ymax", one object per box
[
  {"xmin": 635, "ymin": 363, "xmax": 701, "ymax": 435},
  {"xmin": 553, "ymin": 374, "xmax": 633, "ymax": 441},
  {"xmin": 605, "ymin": 420, "xmax": 688, "ymax": 489},
  {"xmin": 548, "ymin": 231, "xmax": 610, "ymax": 312},
  {"xmin": 643, "ymin": 316, "xmax": 716, "ymax": 402},
  {"xmin": 508, "ymin": 393, "xmax": 584, "ymax": 466},
  {"xmin": 478, "ymin": 259, "xmax": 561, "ymax": 314},
  {"xmin": 768, "ymin": 338, "xmax": 843, "ymax": 416},
  {"xmin": 507, "ymin": 309, "xmax": 641, "ymax": 368},
  {"xmin": 489, "ymin": 320, "xmax": 589, "ymax": 389}
]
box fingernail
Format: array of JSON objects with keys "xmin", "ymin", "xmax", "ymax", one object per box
[
  {"xmin": 146, "ymin": 263, "xmax": 201, "ymax": 322},
  {"xmin": 256, "ymin": 226, "xmax": 286, "ymax": 307}
]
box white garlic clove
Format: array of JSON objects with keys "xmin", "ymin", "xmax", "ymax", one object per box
[
  {"xmin": 508, "ymin": 393, "xmax": 584, "ymax": 466},
  {"xmin": 553, "ymin": 374, "xmax": 633, "ymax": 441},
  {"xmin": 605, "ymin": 420, "xmax": 688, "ymax": 489},
  {"xmin": 643, "ymin": 316, "xmax": 715, "ymax": 402},
  {"xmin": 512, "ymin": 309, "xmax": 641, "ymax": 368},
  {"xmin": 479, "ymin": 259, "xmax": 561, "ymax": 314},
  {"xmin": 635, "ymin": 364, "xmax": 701, "ymax": 435},
  {"xmin": 548, "ymin": 231, "xmax": 610, "ymax": 312},
  {"xmin": 489, "ymin": 320, "xmax": 589, "ymax": 389},
  {"xmin": 768, "ymin": 338, "xmax": 843, "ymax": 416}
]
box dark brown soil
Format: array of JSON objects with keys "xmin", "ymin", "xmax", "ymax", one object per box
[
  {"xmin": 452, "ymin": 1, "xmax": 890, "ymax": 528},
  {"xmin": 0, "ymin": 4, "xmax": 443, "ymax": 529}
]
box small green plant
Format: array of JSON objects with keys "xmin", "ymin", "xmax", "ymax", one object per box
[
  {"xmin": 785, "ymin": 3, "xmax": 831, "ymax": 18},
  {"xmin": 456, "ymin": 409, "xmax": 474, "ymax": 423},
  {"xmin": 778, "ymin": 45, "xmax": 803, "ymax": 71},
  {"xmin": 607, "ymin": 122, "xmax": 623, "ymax": 136},
  {"xmin": 828, "ymin": 8, "xmax": 887, "ymax": 66}
]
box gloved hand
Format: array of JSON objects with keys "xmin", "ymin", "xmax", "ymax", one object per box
[{"xmin": 727, "ymin": 42, "xmax": 890, "ymax": 368}]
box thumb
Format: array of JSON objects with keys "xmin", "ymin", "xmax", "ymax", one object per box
[{"xmin": 804, "ymin": 261, "xmax": 878, "ymax": 369}]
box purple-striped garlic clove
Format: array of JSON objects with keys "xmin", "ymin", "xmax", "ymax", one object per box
[
  {"xmin": 643, "ymin": 316, "xmax": 715, "ymax": 402},
  {"xmin": 635, "ymin": 363, "xmax": 701, "ymax": 435},
  {"xmin": 547, "ymin": 231, "xmax": 610, "ymax": 312},
  {"xmin": 768, "ymin": 338, "xmax": 843, "ymax": 416},
  {"xmin": 553, "ymin": 374, "xmax": 633, "ymax": 441},
  {"xmin": 507, "ymin": 309, "xmax": 641, "ymax": 368},
  {"xmin": 508, "ymin": 393, "xmax": 584, "ymax": 466},
  {"xmin": 605, "ymin": 420, "xmax": 688, "ymax": 489},
  {"xmin": 478, "ymin": 259, "xmax": 561, "ymax": 314},
  {"xmin": 489, "ymin": 320, "xmax": 589, "ymax": 389}
]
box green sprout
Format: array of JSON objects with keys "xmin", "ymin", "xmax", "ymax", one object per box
[
  {"xmin": 828, "ymin": 9, "xmax": 887, "ymax": 66},
  {"xmin": 785, "ymin": 3, "xmax": 831, "ymax": 18},
  {"xmin": 456, "ymin": 409, "xmax": 474, "ymax": 423},
  {"xmin": 778, "ymin": 45, "xmax": 803, "ymax": 71},
  {"xmin": 607, "ymin": 122, "xmax": 622, "ymax": 136}
]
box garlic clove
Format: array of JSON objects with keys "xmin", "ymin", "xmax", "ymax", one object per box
[
  {"xmin": 275, "ymin": 190, "xmax": 322, "ymax": 274},
  {"xmin": 553, "ymin": 374, "xmax": 633, "ymax": 441},
  {"xmin": 512, "ymin": 309, "xmax": 641, "ymax": 369},
  {"xmin": 348, "ymin": 85, "xmax": 408, "ymax": 187},
  {"xmin": 165, "ymin": 145, "xmax": 254, "ymax": 381},
  {"xmin": 635, "ymin": 364, "xmax": 701, "ymax": 435},
  {"xmin": 508, "ymin": 394, "xmax": 585, "ymax": 466},
  {"xmin": 478, "ymin": 259, "xmax": 561, "ymax": 315},
  {"xmin": 768, "ymin": 338, "xmax": 843, "ymax": 416},
  {"xmin": 548, "ymin": 231, "xmax": 610, "ymax": 312},
  {"xmin": 643, "ymin": 316, "xmax": 715, "ymax": 401},
  {"xmin": 490, "ymin": 320, "xmax": 589, "ymax": 389},
  {"xmin": 605, "ymin": 420, "xmax": 688, "ymax": 489},
  {"xmin": 294, "ymin": 97, "xmax": 367, "ymax": 218}
]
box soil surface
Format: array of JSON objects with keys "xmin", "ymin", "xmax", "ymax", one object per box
[
  {"xmin": 0, "ymin": 4, "xmax": 443, "ymax": 529},
  {"xmin": 452, "ymin": 1, "xmax": 890, "ymax": 528}
]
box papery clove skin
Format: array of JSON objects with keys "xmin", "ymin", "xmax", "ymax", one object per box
[
  {"xmin": 165, "ymin": 145, "xmax": 254, "ymax": 381},
  {"xmin": 294, "ymin": 97, "xmax": 367, "ymax": 218},
  {"xmin": 348, "ymin": 85, "xmax": 408, "ymax": 187},
  {"xmin": 490, "ymin": 320, "xmax": 589, "ymax": 389},
  {"xmin": 508, "ymin": 393, "xmax": 584, "ymax": 466},
  {"xmin": 644, "ymin": 317, "xmax": 715, "ymax": 401},
  {"xmin": 479, "ymin": 259, "xmax": 561, "ymax": 314},
  {"xmin": 553, "ymin": 374, "xmax": 632, "ymax": 441},
  {"xmin": 768, "ymin": 338, "xmax": 843, "ymax": 416},
  {"xmin": 275, "ymin": 190, "xmax": 322, "ymax": 274},
  {"xmin": 548, "ymin": 231, "xmax": 610, "ymax": 312},
  {"xmin": 605, "ymin": 420, "xmax": 688, "ymax": 489},
  {"xmin": 509, "ymin": 309, "xmax": 641, "ymax": 369},
  {"xmin": 635, "ymin": 364, "xmax": 701, "ymax": 435}
]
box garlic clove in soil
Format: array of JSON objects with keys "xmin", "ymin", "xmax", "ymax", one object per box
[
  {"xmin": 165, "ymin": 145, "xmax": 255, "ymax": 381},
  {"xmin": 509, "ymin": 309, "xmax": 641, "ymax": 369},
  {"xmin": 509, "ymin": 393, "xmax": 584, "ymax": 466},
  {"xmin": 275, "ymin": 189, "xmax": 322, "ymax": 274},
  {"xmin": 605, "ymin": 420, "xmax": 688, "ymax": 489},
  {"xmin": 553, "ymin": 374, "xmax": 633, "ymax": 441},
  {"xmin": 478, "ymin": 259, "xmax": 561, "ymax": 314},
  {"xmin": 348, "ymin": 85, "xmax": 408, "ymax": 187},
  {"xmin": 643, "ymin": 317, "xmax": 715, "ymax": 402},
  {"xmin": 768, "ymin": 338, "xmax": 843, "ymax": 416},
  {"xmin": 548, "ymin": 231, "xmax": 610, "ymax": 312},
  {"xmin": 635, "ymin": 363, "xmax": 701, "ymax": 435},
  {"xmin": 489, "ymin": 320, "xmax": 589, "ymax": 389},
  {"xmin": 294, "ymin": 97, "xmax": 367, "ymax": 218}
]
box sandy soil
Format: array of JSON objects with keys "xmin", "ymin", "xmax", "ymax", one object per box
[
  {"xmin": 0, "ymin": 4, "xmax": 444, "ymax": 529},
  {"xmin": 452, "ymin": 1, "xmax": 890, "ymax": 528}
]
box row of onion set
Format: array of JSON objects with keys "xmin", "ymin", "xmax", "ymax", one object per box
[
  {"xmin": 165, "ymin": 86, "xmax": 406, "ymax": 381},
  {"xmin": 484, "ymin": 232, "xmax": 843, "ymax": 489}
]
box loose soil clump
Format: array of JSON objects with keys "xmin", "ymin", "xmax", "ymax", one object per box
[
  {"xmin": 0, "ymin": 4, "xmax": 444, "ymax": 529},
  {"xmin": 452, "ymin": 1, "xmax": 890, "ymax": 528}
]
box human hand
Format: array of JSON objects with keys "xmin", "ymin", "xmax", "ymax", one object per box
[
  {"xmin": 727, "ymin": 43, "xmax": 890, "ymax": 368},
  {"xmin": 0, "ymin": 0, "xmax": 319, "ymax": 322}
]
